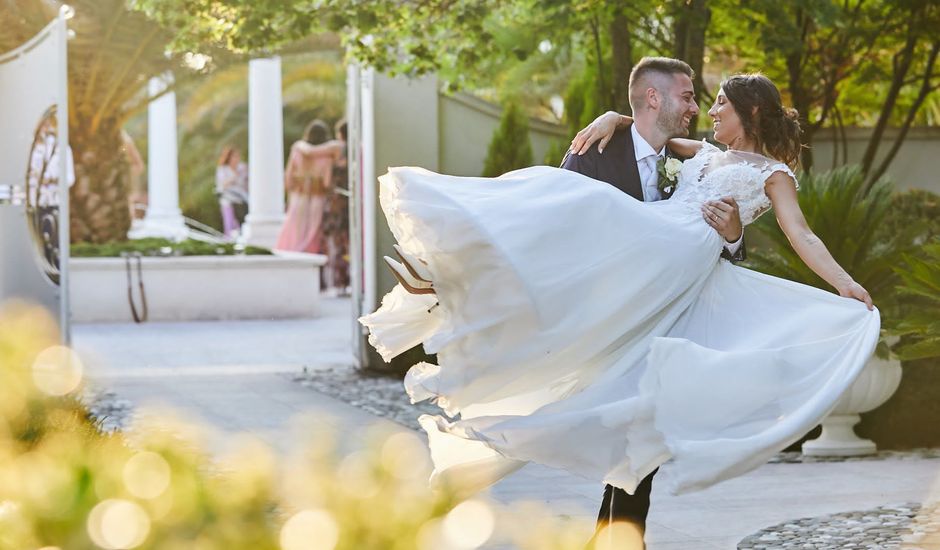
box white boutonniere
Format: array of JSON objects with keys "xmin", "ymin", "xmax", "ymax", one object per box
[{"xmin": 657, "ymin": 156, "xmax": 683, "ymax": 195}]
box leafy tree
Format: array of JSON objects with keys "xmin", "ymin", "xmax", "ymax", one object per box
[
  {"xmin": 671, "ymin": 0, "xmax": 710, "ymax": 132},
  {"xmin": 482, "ymin": 101, "xmax": 533, "ymax": 177},
  {"xmin": 856, "ymin": 1, "xmax": 939, "ymax": 187},
  {"xmin": 732, "ymin": 0, "xmax": 939, "ymax": 176},
  {"xmin": 136, "ymin": 0, "xmax": 938, "ymax": 181},
  {"xmin": 135, "ymin": 0, "xmax": 695, "ymax": 122}
]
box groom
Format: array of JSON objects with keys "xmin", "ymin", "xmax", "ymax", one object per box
[{"xmin": 560, "ymin": 56, "xmax": 745, "ymax": 546}]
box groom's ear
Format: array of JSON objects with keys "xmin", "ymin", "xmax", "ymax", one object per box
[{"xmin": 646, "ymin": 87, "xmax": 660, "ymax": 110}]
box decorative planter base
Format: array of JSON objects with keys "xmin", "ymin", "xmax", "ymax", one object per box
[
  {"xmin": 802, "ymin": 355, "xmax": 902, "ymax": 457},
  {"xmin": 70, "ymin": 252, "xmax": 327, "ymax": 322},
  {"xmin": 801, "ymin": 413, "xmax": 876, "ymax": 456}
]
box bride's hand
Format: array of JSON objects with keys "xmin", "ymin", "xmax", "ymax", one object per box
[
  {"xmin": 570, "ymin": 111, "xmax": 628, "ymax": 156},
  {"xmin": 839, "ymin": 280, "xmax": 874, "ymax": 310}
]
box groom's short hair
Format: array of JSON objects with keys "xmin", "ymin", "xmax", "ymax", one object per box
[{"xmin": 629, "ymin": 57, "xmax": 694, "ymax": 112}]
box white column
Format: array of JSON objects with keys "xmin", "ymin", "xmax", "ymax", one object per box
[
  {"xmin": 241, "ymin": 56, "xmax": 285, "ymax": 248},
  {"xmin": 128, "ymin": 74, "xmax": 187, "ymax": 241},
  {"xmin": 360, "ymin": 67, "xmax": 377, "ymax": 316},
  {"xmin": 345, "ymin": 63, "xmax": 365, "ymax": 366}
]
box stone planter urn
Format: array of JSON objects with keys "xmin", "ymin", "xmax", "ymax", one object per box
[{"xmin": 802, "ymin": 354, "xmax": 902, "ymax": 457}]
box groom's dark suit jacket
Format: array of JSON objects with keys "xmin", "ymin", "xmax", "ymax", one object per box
[{"xmin": 560, "ymin": 125, "xmax": 746, "ymax": 262}]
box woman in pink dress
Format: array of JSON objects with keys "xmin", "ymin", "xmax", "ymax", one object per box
[{"xmin": 275, "ymin": 120, "xmax": 333, "ymax": 253}]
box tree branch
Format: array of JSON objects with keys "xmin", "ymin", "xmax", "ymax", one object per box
[
  {"xmin": 591, "ymin": 14, "xmax": 609, "ymax": 110},
  {"xmin": 868, "ymin": 40, "xmax": 940, "ymax": 186},
  {"xmin": 860, "ymin": 14, "xmax": 919, "ymax": 180}
]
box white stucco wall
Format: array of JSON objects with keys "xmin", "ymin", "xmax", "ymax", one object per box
[
  {"xmin": 809, "ymin": 127, "xmax": 940, "ymax": 193},
  {"xmin": 439, "ymin": 93, "xmax": 568, "ymax": 175}
]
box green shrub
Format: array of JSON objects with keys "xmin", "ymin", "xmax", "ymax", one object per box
[
  {"xmin": 880, "ymin": 188, "xmax": 940, "ymax": 245},
  {"xmin": 892, "ymin": 239, "xmax": 940, "ymax": 361},
  {"xmin": 543, "ymin": 139, "xmax": 572, "ymax": 167},
  {"xmin": 482, "ymin": 101, "xmax": 534, "ymax": 177},
  {"xmin": 857, "ymin": 355, "xmax": 940, "ymax": 449},
  {"xmin": 71, "ymin": 238, "xmax": 271, "ymax": 258}
]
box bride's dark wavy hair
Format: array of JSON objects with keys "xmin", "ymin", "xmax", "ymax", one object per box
[{"xmin": 720, "ymin": 74, "xmax": 804, "ymax": 167}]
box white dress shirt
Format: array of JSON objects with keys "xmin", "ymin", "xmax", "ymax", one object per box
[
  {"xmin": 631, "ymin": 125, "xmax": 743, "ymax": 256},
  {"xmin": 631, "ymin": 124, "xmax": 665, "ymax": 203}
]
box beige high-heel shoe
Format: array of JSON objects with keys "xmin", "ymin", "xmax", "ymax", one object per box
[
  {"xmin": 384, "ymin": 256, "xmax": 436, "ymax": 295},
  {"xmin": 393, "ymin": 244, "xmax": 433, "ymax": 283}
]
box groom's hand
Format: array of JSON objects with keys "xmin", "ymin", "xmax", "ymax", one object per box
[{"xmin": 702, "ymin": 197, "xmax": 743, "ymax": 243}]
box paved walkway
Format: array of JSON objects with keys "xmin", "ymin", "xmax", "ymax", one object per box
[{"xmin": 73, "ymin": 297, "xmax": 940, "ymax": 549}]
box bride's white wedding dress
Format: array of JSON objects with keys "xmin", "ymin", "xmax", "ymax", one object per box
[{"xmin": 360, "ymin": 141, "xmax": 880, "ymax": 495}]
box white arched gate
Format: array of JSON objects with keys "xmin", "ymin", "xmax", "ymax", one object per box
[{"xmin": 0, "ymin": 12, "xmax": 72, "ymax": 343}]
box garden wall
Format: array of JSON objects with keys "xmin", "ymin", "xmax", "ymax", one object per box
[
  {"xmin": 439, "ymin": 92, "xmax": 568, "ymax": 175},
  {"xmin": 811, "ymin": 127, "xmax": 940, "ymax": 193}
]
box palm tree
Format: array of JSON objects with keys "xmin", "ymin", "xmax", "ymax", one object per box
[{"xmin": 1, "ymin": 0, "xmax": 215, "ymax": 243}]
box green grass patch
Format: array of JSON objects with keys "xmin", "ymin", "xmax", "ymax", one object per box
[{"xmin": 71, "ymin": 238, "xmax": 272, "ymax": 258}]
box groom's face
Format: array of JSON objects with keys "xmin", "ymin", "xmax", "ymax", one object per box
[{"xmin": 656, "ymin": 73, "xmax": 699, "ymax": 137}]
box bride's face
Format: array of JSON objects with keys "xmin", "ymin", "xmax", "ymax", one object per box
[{"xmin": 707, "ymin": 89, "xmax": 745, "ymax": 147}]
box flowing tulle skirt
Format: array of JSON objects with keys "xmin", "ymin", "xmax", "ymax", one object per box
[{"xmin": 361, "ymin": 166, "xmax": 880, "ymax": 495}]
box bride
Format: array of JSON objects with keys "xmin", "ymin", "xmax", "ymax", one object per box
[{"xmin": 360, "ymin": 73, "xmax": 880, "ymax": 496}]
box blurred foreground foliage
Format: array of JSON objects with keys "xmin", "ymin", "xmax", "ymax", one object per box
[{"xmin": 0, "ymin": 305, "xmax": 597, "ymax": 549}]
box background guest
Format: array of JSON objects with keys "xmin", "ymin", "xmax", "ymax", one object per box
[
  {"xmin": 293, "ymin": 119, "xmax": 350, "ymax": 294},
  {"xmin": 215, "ymin": 145, "xmax": 249, "ymax": 238},
  {"xmin": 275, "ymin": 120, "xmax": 333, "ymax": 254}
]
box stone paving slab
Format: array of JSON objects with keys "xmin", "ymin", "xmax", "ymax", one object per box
[
  {"xmin": 73, "ymin": 297, "xmax": 356, "ymax": 374},
  {"xmin": 93, "ymin": 371, "xmax": 397, "ymax": 457}
]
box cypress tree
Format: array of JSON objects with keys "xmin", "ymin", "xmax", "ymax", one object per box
[{"xmin": 482, "ymin": 101, "xmax": 534, "ymax": 177}]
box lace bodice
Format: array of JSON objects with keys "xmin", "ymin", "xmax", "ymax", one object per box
[{"xmin": 670, "ymin": 141, "xmax": 798, "ymax": 225}]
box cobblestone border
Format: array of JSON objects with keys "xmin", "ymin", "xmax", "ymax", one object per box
[
  {"xmin": 738, "ymin": 502, "xmax": 940, "ymax": 549},
  {"xmin": 83, "ymin": 387, "xmax": 135, "ymax": 433},
  {"xmin": 769, "ymin": 449, "xmax": 940, "ymax": 464},
  {"xmin": 291, "ymin": 366, "xmax": 441, "ymax": 430}
]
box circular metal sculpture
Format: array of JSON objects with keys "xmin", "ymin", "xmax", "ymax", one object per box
[{"xmin": 24, "ymin": 105, "xmax": 63, "ymax": 285}]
